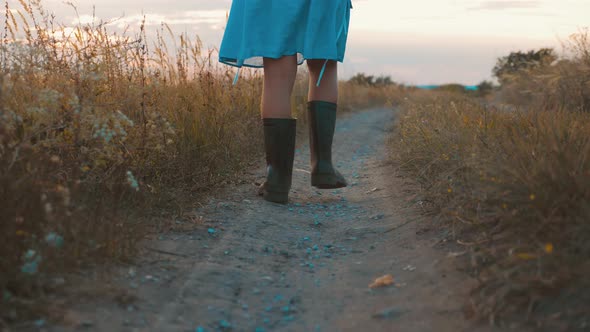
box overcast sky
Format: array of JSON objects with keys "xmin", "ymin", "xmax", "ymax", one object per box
[{"xmin": 14, "ymin": 0, "xmax": 590, "ymax": 84}]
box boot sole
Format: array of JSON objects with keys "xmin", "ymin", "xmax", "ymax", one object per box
[
  {"xmin": 312, "ymin": 174, "xmax": 348, "ymax": 189},
  {"xmin": 263, "ymin": 191, "xmax": 289, "ymax": 204}
]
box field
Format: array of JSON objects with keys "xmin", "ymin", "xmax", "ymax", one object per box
[{"xmin": 1, "ymin": 0, "xmax": 588, "ymax": 330}]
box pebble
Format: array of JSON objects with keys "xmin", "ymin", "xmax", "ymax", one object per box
[
  {"xmin": 52, "ymin": 277, "xmax": 66, "ymax": 287},
  {"xmin": 45, "ymin": 232, "xmax": 65, "ymax": 248},
  {"xmin": 3, "ymin": 290, "xmax": 12, "ymax": 301},
  {"xmin": 403, "ymin": 265, "xmax": 416, "ymax": 272},
  {"xmin": 21, "ymin": 260, "xmax": 40, "ymax": 275},
  {"xmin": 81, "ymin": 321, "xmax": 94, "ymax": 327},
  {"xmin": 143, "ymin": 275, "xmax": 158, "ymax": 282},
  {"xmin": 21, "ymin": 250, "xmax": 41, "ymax": 274},
  {"xmin": 219, "ymin": 320, "xmax": 232, "ymax": 328},
  {"xmin": 372, "ymin": 307, "xmax": 404, "ymax": 320}
]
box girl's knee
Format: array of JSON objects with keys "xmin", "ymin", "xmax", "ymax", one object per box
[{"xmin": 307, "ymin": 59, "xmax": 336, "ymax": 75}]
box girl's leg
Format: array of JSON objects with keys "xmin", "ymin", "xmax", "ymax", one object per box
[
  {"xmin": 307, "ymin": 59, "xmax": 338, "ymax": 103},
  {"xmin": 304, "ymin": 59, "xmax": 347, "ymax": 189},
  {"xmin": 262, "ymin": 55, "xmax": 298, "ymax": 118},
  {"xmin": 259, "ymin": 55, "xmax": 298, "ymax": 204}
]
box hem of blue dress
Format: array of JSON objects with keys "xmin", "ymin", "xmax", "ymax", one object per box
[{"xmin": 219, "ymin": 52, "xmax": 345, "ymax": 69}]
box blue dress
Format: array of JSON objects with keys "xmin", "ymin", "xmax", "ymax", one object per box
[{"xmin": 219, "ymin": 0, "xmax": 353, "ymax": 83}]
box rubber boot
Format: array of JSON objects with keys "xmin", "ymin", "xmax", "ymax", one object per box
[
  {"xmin": 258, "ymin": 118, "xmax": 297, "ymax": 204},
  {"xmin": 308, "ymin": 101, "xmax": 348, "ymax": 189}
]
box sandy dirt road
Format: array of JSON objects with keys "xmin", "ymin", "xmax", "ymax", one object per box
[{"xmin": 47, "ymin": 108, "xmax": 503, "ymax": 332}]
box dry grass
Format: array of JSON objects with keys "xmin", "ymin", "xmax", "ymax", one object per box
[
  {"xmin": 391, "ymin": 32, "xmax": 590, "ymax": 330},
  {"xmin": 0, "ymin": 0, "xmax": 262, "ymax": 323},
  {"xmin": 338, "ymin": 82, "xmax": 404, "ymax": 112},
  {"xmin": 497, "ymin": 28, "xmax": 590, "ymax": 113},
  {"xmin": 0, "ymin": 0, "xmax": 397, "ymax": 324}
]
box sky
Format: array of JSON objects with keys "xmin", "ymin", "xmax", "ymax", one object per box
[{"xmin": 11, "ymin": 0, "xmax": 590, "ymax": 85}]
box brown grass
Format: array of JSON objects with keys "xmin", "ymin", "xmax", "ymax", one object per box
[
  {"xmin": 497, "ymin": 28, "xmax": 590, "ymax": 113},
  {"xmin": 0, "ymin": 1, "xmax": 261, "ymax": 323},
  {"xmin": 390, "ymin": 31, "xmax": 590, "ymax": 329}
]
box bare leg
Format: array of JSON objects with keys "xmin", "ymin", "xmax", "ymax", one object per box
[
  {"xmin": 305, "ymin": 59, "xmax": 347, "ymax": 189},
  {"xmin": 259, "ymin": 56, "xmax": 298, "ymax": 204},
  {"xmin": 307, "ymin": 59, "xmax": 338, "ymax": 103},
  {"xmin": 262, "ymin": 55, "xmax": 298, "ymax": 118}
]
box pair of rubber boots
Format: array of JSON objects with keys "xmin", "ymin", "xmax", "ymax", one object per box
[{"xmin": 259, "ymin": 101, "xmax": 347, "ymax": 204}]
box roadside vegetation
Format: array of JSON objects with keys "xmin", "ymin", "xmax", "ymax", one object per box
[
  {"xmin": 390, "ymin": 29, "xmax": 590, "ymax": 330},
  {"xmin": 0, "ymin": 0, "xmax": 261, "ymax": 323}
]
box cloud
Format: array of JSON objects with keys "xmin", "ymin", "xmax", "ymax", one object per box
[
  {"xmin": 73, "ymin": 10, "xmax": 226, "ymax": 29},
  {"xmin": 468, "ymin": 1, "xmax": 542, "ymax": 11}
]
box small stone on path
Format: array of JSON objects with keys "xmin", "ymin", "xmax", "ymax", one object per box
[{"xmin": 369, "ymin": 274, "xmax": 395, "ymax": 289}]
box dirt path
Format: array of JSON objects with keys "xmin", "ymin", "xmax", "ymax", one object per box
[{"xmin": 50, "ymin": 108, "xmax": 502, "ymax": 332}]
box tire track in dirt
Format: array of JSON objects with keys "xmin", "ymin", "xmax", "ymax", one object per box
[{"xmin": 50, "ymin": 108, "xmax": 504, "ymax": 332}]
